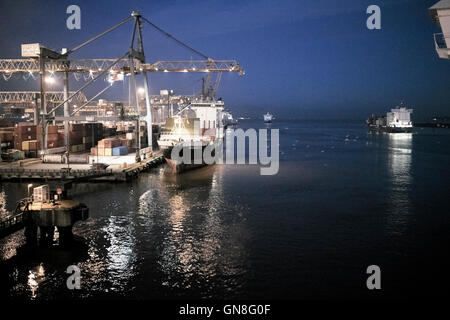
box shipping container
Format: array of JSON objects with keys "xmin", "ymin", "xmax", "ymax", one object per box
[
  {"xmin": 47, "ymin": 133, "xmax": 59, "ymax": 142},
  {"xmin": 25, "ymin": 150, "xmax": 37, "ymax": 158},
  {"xmin": 22, "ymin": 140, "xmax": 40, "ymax": 151},
  {"xmin": 112, "ymin": 146, "xmax": 128, "ymax": 156},
  {"xmin": 98, "ymin": 138, "xmax": 120, "ymax": 148},
  {"xmin": 70, "ymin": 144, "xmax": 84, "ymax": 153},
  {"xmin": 33, "ymin": 185, "xmax": 50, "ymax": 202},
  {"xmin": 126, "ymin": 132, "xmax": 135, "ymax": 140},
  {"xmin": 104, "ymin": 148, "xmax": 112, "ymax": 156},
  {"xmin": 43, "ymin": 154, "xmax": 64, "ymax": 163},
  {"xmin": 68, "ymin": 154, "xmax": 89, "ymax": 164},
  {"xmin": 47, "ymin": 141, "xmax": 59, "ymax": 149},
  {"xmin": 119, "ymin": 138, "xmax": 132, "ymax": 147},
  {"xmin": 0, "ymin": 131, "xmax": 14, "ymax": 142}
]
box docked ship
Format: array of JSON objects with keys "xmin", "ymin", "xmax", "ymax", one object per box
[
  {"xmin": 157, "ymin": 98, "xmax": 224, "ymax": 173},
  {"xmin": 367, "ymin": 103, "xmax": 413, "ymax": 133},
  {"xmin": 264, "ymin": 112, "xmax": 274, "ymax": 123}
]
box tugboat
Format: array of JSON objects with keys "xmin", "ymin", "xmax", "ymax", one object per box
[
  {"xmin": 263, "ymin": 112, "xmax": 274, "ymax": 123},
  {"xmin": 367, "ymin": 103, "xmax": 413, "ymax": 133}
]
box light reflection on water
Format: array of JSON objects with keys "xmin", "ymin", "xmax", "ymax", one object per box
[
  {"xmin": 1, "ymin": 121, "xmax": 449, "ymax": 300},
  {"xmin": 103, "ymin": 215, "xmax": 137, "ymax": 290},
  {"xmin": 136, "ymin": 165, "xmax": 249, "ymax": 297},
  {"xmin": 386, "ymin": 133, "xmax": 413, "ymax": 235},
  {"xmin": 27, "ymin": 264, "xmax": 45, "ymax": 299}
]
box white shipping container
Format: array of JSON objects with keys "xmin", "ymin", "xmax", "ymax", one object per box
[
  {"xmin": 21, "ymin": 43, "xmax": 41, "ymax": 57},
  {"xmin": 33, "ymin": 185, "xmax": 50, "ymax": 202},
  {"xmin": 43, "ymin": 154, "xmax": 63, "ymax": 163},
  {"xmin": 68, "ymin": 154, "xmax": 89, "ymax": 164}
]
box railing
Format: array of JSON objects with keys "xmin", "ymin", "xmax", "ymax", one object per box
[
  {"xmin": 434, "ymin": 33, "xmax": 449, "ymax": 49},
  {"xmin": 433, "ymin": 33, "xmax": 450, "ymax": 59},
  {"xmin": 0, "ymin": 167, "xmax": 113, "ymax": 179},
  {"xmin": 0, "ymin": 211, "xmax": 29, "ymax": 238}
]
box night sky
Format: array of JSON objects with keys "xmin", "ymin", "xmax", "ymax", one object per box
[{"xmin": 0, "ymin": 0, "xmax": 449, "ymax": 120}]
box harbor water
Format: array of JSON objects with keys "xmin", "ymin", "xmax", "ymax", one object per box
[{"xmin": 1, "ymin": 119, "xmax": 449, "ymax": 299}]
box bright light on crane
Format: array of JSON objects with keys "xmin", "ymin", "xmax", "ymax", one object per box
[
  {"xmin": 138, "ymin": 87, "xmax": 145, "ymax": 95},
  {"xmin": 45, "ymin": 76, "xmax": 55, "ymax": 84}
]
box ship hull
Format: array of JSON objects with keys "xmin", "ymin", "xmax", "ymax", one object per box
[
  {"xmin": 368, "ymin": 125, "xmax": 413, "ymax": 133},
  {"xmin": 161, "ymin": 142, "xmax": 215, "ymax": 174},
  {"xmin": 165, "ymin": 158, "xmax": 206, "ymax": 173}
]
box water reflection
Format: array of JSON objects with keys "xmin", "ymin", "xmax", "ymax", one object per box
[
  {"xmin": 386, "ymin": 133, "xmax": 413, "ymax": 234},
  {"xmin": 138, "ymin": 165, "xmax": 248, "ymax": 297},
  {"xmin": 102, "ymin": 216, "xmax": 137, "ymax": 290},
  {"xmin": 27, "ymin": 263, "xmax": 46, "ymax": 299}
]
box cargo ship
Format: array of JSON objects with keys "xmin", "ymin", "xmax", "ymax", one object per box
[
  {"xmin": 157, "ymin": 98, "xmax": 224, "ymax": 173},
  {"xmin": 366, "ymin": 103, "xmax": 413, "ymax": 133},
  {"xmin": 264, "ymin": 112, "xmax": 274, "ymax": 123}
]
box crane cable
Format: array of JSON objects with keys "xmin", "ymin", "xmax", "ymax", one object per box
[{"xmin": 141, "ymin": 16, "xmax": 211, "ymax": 61}]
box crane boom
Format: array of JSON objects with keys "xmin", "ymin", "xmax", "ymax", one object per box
[
  {"xmin": 0, "ymin": 59, "xmax": 243, "ymax": 75},
  {"xmin": 0, "ymin": 91, "xmax": 87, "ymax": 103}
]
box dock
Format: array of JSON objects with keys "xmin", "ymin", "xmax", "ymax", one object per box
[
  {"xmin": 0, "ymin": 195, "xmax": 89, "ymax": 245},
  {"xmin": 0, "ymin": 153, "xmax": 164, "ymax": 182}
]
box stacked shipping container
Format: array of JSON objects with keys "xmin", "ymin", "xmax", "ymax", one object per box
[
  {"xmin": 10, "ymin": 123, "xmax": 104, "ymax": 157},
  {"xmin": 91, "ymin": 137, "xmax": 132, "ymax": 156}
]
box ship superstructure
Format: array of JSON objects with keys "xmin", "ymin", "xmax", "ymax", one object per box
[
  {"xmin": 367, "ymin": 104, "xmax": 413, "ymax": 133},
  {"xmin": 263, "ymin": 112, "xmax": 273, "ymax": 123}
]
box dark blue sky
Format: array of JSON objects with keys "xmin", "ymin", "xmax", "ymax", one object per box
[{"xmin": 0, "ymin": 0, "xmax": 449, "ymax": 120}]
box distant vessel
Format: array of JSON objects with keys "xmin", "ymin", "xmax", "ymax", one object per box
[
  {"xmin": 263, "ymin": 112, "xmax": 274, "ymax": 123},
  {"xmin": 222, "ymin": 110, "xmax": 238, "ymax": 127},
  {"xmin": 367, "ymin": 103, "xmax": 413, "ymax": 133},
  {"xmin": 157, "ymin": 98, "xmax": 224, "ymax": 173}
]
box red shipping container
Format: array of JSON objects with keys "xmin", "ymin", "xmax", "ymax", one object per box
[
  {"xmin": 104, "ymin": 138, "xmax": 120, "ymax": 148},
  {"xmin": 0, "ymin": 131, "xmax": 14, "ymax": 142},
  {"xmin": 47, "ymin": 133, "xmax": 59, "ymax": 142},
  {"xmin": 15, "ymin": 125, "xmax": 36, "ymax": 134},
  {"xmin": 47, "ymin": 141, "xmax": 59, "ymax": 149}
]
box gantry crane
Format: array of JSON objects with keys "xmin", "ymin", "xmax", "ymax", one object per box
[{"xmin": 0, "ymin": 11, "xmax": 244, "ymax": 160}]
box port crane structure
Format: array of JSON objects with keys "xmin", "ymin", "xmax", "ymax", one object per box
[{"xmin": 0, "ymin": 11, "xmax": 243, "ymax": 160}]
